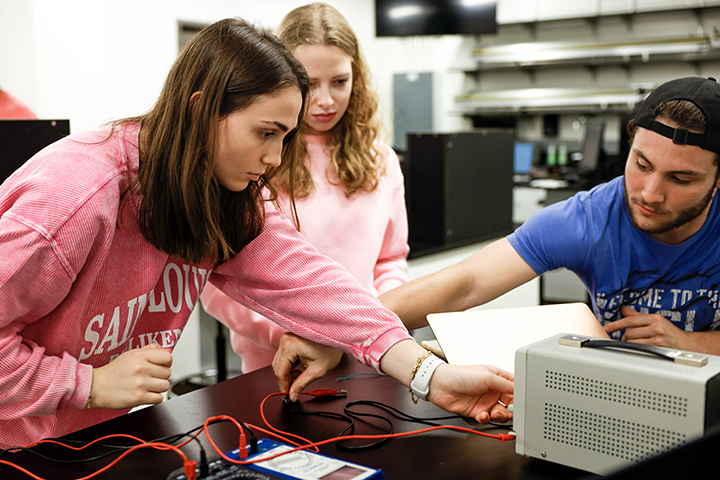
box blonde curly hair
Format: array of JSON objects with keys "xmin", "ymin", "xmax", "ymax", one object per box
[{"xmin": 272, "ymin": 2, "xmax": 385, "ymax": 198}]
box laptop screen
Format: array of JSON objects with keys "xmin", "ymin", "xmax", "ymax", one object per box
[
  {"xmin": 427, "ymin": 303, "xmax": 608, "ymax": 373},
  {"xmin": 0, "ymin": 119, "xmax": 70, "ymax": 183}
]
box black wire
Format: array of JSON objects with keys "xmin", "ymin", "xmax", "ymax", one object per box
[
  {"xmin": 0, "ymin": 442, "xmax": 131, "ymax": 464},
  {"xmin": 344, "ymin": 400, "xmax": 513, "ymax": 438},
  {"xmin": 335, "ymin": 407, "xmax": 394, "ymax": 450},
  {"xmin": 283, "ymin": 398, "xmax": 392, "ymax": 450},
  {"xmin": 489, "ymin": 419, "xmax": 514, "ymax": 429},
  {"xmin": 344, "ymin": 399, "xmax": 460, "ymax": 427},
  {"xmin": 238, "ymin": 420, "xmax": 258, "ymax": 451},
  {"xmin": 0, "ymin": 419, "xmax": 223, "ymax": 466},
  {"xmin": 286, "ymin": 397, "xmax": 513, "ymax": 451},
  {"xmin": 0, "ymin": 437, "xmax": 159, "ymax": 464},
  {"xmin": 283, "ymin": 398, "xmax": 354, "ymax": 424},
  {"xmin": 348, "ymin": 401, "xmax": 514, "ymax": 429}
]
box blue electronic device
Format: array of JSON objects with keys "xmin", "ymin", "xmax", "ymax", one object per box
[
  {"xmin": 513, "ymin": 142, "xmax": 534, "ymax": 175},
  {"xmin": 226, "ymin": 439, "xmax": 385, "ymax": 480}
]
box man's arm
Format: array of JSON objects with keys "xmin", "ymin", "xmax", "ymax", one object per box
[
  {"xmin": 272, "ymin": 238, "xmax": 536, "ymax": 404},
  {"xmin": 379, "ymin": 238, "xmax": 539, "ymax": 329},
  {"xmin": 605, "ymin": 306, "xmax": 720, "ymax": 355}
]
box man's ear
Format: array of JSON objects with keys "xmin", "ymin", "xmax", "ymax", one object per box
[{"xmin": 189, "ymin": 91, "xmax": 201, "ymax": 113}]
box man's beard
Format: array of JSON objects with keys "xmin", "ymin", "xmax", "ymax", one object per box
[{"xmin": 624, "ymin": 178, "xmax": 716, "ymax": 235}]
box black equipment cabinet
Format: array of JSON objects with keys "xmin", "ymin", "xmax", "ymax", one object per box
[{"xmin": 404, "ymin": 130, "xmax": 515, "ymax": 257}]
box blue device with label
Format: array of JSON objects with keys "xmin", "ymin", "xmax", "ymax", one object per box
[{"xmin": 225, "ymin": 439, "xmax": 385, "ymax": 480}]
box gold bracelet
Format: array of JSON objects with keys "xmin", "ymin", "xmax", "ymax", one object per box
[
  {"xmin": 86, "ymin": 389, "xmax": 93, "ymax": 409},
  {"xmin": 409, "ymin": 350, "xmax": 433, "ymax": 404}
]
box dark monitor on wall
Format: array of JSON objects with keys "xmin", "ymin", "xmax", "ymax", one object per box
[
  {"xmin": 376, "ymin": 0, "xmax": 497, "ymax": 37},
  {"xmin": 0, "ymin": 119, "xmax": 70, "ymax": 183},
  {"xmin": 576, "ymin": 121, "xmax": 605, "ymax": 175}
]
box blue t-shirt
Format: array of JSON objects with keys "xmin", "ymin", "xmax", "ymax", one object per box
[{"xmin": 508, "ymin": 176, "xmax": 720, "ymax": 337}]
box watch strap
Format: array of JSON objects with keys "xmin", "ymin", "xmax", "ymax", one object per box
[{"xmin": 410, "ymin": 355, "xmax": 445, "ymax": 402}]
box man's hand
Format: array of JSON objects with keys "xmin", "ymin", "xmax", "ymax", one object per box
[
  {"xmin": 604, "ymin": 306, "xmax": 687, "ymax": 349},
  {"xmin": 272, "ymin": 332, "xmax": 343, "ymax": 402},
  {"xmin": 427, "ymin": 364, "xmax": 514, "ymax": 424},
  {"xmin": 90, "ymin": 343, "xmax": 172, "ymax": 409}
]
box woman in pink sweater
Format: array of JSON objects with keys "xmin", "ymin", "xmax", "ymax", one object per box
[
  {"xmin": 0, "ymin": 17, "xmax": 512, "ymax": 449},
  {"xmin": 201, "ymin": 3, "xmax": 410, "ymax": 374}
]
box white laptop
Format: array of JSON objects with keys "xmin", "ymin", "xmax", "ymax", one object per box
[{"xmin": 425, "ymin": 302, "xmax": 609, "ymax": 373}]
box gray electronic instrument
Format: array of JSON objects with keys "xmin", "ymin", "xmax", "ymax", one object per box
[{"xmin": 514, "ymin": 333, "xmax": 720, "ymax": 475}]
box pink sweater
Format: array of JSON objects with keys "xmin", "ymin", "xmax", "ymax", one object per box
[
  {"xmin": 0, "ymin": 125, "xmax": 411, "ymax": 448},
  {"xmin": 201, "ymin": 134, "xmax": 410, "ymax": 372}
]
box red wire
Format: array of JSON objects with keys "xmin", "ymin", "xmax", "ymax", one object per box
[
  {"xmin": 72, "ymin": 442, "xmax": 189, "ymax": 480},
  {"xmin": 259, "ymin": 392, "xmax": 320, "ymax": 451},
  {"xmin": 0, "ymin": 440, "xmax": 190, "ymax": 480},
  {"xmin": 22, "ymin": 433, "xmax": 152, "ymax": 451},
  {"xmin": 202, "ymin": 415, "xmax": 244, "ymax": 463},
  {"xmin": 0, "ymin": 460, "xmax": 44, "ymax": 480}
]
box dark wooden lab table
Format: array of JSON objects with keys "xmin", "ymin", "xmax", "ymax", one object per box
[{"xmin": 0, "ymin": 356, "xmax": 594, "ymax": 479}]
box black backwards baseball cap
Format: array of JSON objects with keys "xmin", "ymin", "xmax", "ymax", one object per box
[{"xmin": 634, "ymin": 76, "xmax": 720, "ymax": 156}]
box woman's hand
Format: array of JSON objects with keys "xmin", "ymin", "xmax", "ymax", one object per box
[
  {"xmin": 272, "ymin": 332, "xmax": 343, "ymax": 402},
  {"xmin": 89, "ymin": 343, "xmax": 173, "ymax": 409},
  {"xmin": 271, "ymin": 335, "xmax": 514, "ymax": 423},
  {"xmin": 427, "ymin": 363, "xmax": 514, "ymax": 424},
  {"xmin": 379, "ymin": 339, "xmax": 513, "ymax": 423}
]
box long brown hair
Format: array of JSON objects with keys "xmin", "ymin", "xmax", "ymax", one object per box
[
  {"xmin": 118, "ymin": 18, "xmax": 309, "ymax": 264},
  {"xmin": 273, "ymin": 2, "xmax": 384, "ymax": 198}
]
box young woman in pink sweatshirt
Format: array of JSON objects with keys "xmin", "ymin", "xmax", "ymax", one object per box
[
  {"xmin": 0, "ymin": 16, "xmax": 512, "ymax": 449},
  {"xmin": 201, "ymin": 3, "xmax": 410, "ymax": 374}
]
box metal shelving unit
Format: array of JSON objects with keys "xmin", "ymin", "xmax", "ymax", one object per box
[
  {"xmin": 455, "ymin": 86, "xmax": 648, "ymax": 114},
  {"xmin": 470, "ymin": 33, "xmax": 720, "ymax": 68},
  {"xmin": 455, "ymin": 9, "xmax": 720, "ymax": 116}
]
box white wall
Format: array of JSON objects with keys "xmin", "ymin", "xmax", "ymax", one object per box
[{"xmin": 0, "ymin": 0, "xmax": 471, "ymax": 141}]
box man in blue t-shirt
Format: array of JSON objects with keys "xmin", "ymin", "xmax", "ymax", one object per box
[{"xmin": 377, "ymin": 76, "xmax": 720, "ymax": 356}]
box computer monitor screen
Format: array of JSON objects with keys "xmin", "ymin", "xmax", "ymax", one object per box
[
  {"xmin": 0, "ymin": 119, "xmax": 70, "ymax": 183},
  {"xmin": 513, "ymin": 142, "xmax": 534, "ymax": 174},
  {"xmin": 577, "ymin": 122, "xmax": 605, "ymax": 174}
]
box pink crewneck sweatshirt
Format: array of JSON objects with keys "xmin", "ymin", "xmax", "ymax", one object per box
[
  {"xmin": 0, "ymin": 125, "xmax": 411, "ymax": 448},
  {"xmin": 201, "ymin": 133, "xmax": 410, "ymax": 372}
]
